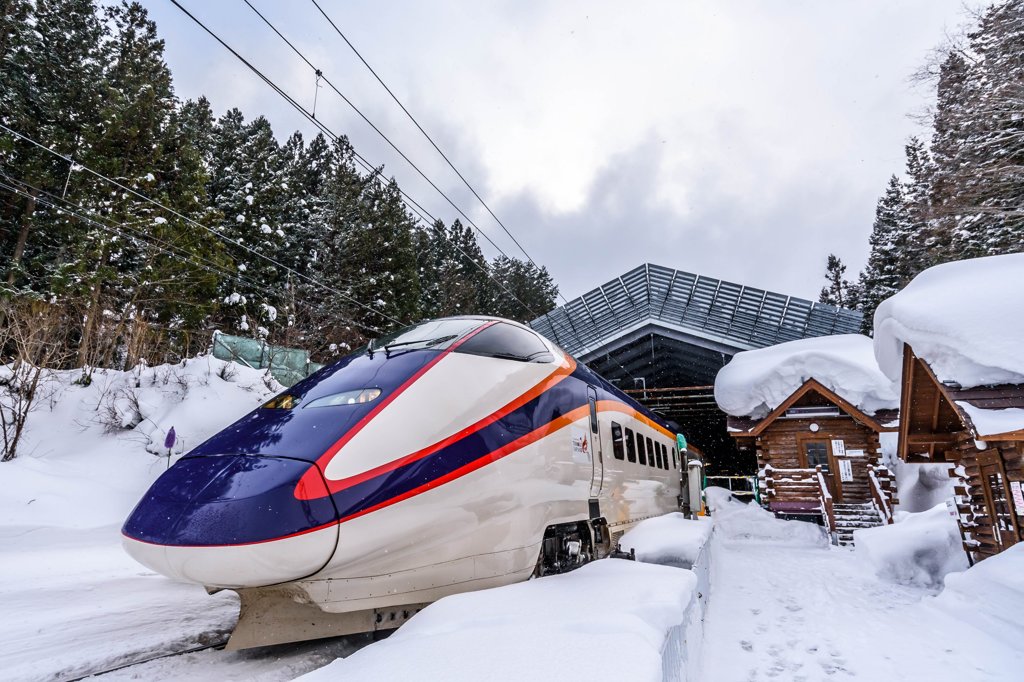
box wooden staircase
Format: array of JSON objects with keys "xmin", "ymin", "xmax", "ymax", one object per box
[{"xmin": 832, "ymin": 502, "xmax": 884, "ymax": 546}]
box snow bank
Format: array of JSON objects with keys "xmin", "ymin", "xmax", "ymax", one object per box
[
  {"xmin": 956, "ymin": 400, "xmax": 1024, "ymax": 438},
  {"xmin": 0, "ymin": 357, "xmax": 281, "ymax": 530},
  {"xmin": 930, "ymin": 543, "xmax": 1024, "ymax": 647},
  {"xmin": 855, "ymin": 503, "xmax": 969, "ymax": 588},
  {"xmin": 620, "ymin": 512, "xmax": 713, "ymax": 569},
  {"xmin": 714, "ymin": 334, "xmax": 898, "ymax": 418},
  {"xmin": 706, "ymin": 487, "xmax": 827, "ymax": 547},
  {"xmin": 874, "ymin": 253, "xmax": 1024, "ymax": 388},
  {"xmin": 296, "ymin": 559, "xmax": 699, "ymax": 682}
]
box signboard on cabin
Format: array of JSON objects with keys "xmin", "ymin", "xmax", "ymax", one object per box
[
  {"xmin": 570, "ymin": 427, "xmax": 591, "ymax": 464},
  {"xmin": 831, "ymin": 439, "xmax": 846, "ymax": 456},
  {"xmin": 846, "ymin": 449, "xmax": 865, "ymax": 457},
  {"xmin": 1011, "ymin": 481, "xmax": 1024, "ymax": 512},
  {"xmin": 838, "ymin": 459, "xmax": 853, "ymax": 482}
]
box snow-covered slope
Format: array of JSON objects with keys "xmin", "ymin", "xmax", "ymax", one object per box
[
  {"xmin": 0, "ymin": 357, "xmax": 281, "ymax": 530},
  {"xmin": 874, "ymin": 253, "xmax": 1024, "ymax": 388},
  {"xmin": 714, "ymin": 334, "xmax": 898, "ymax": 419}
]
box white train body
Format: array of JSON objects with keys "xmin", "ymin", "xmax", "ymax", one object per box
[{"xmin": 123, "ymin": 317, "xmax": 684, "ymax": 647}]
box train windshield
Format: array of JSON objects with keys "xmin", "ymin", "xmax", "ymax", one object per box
[{"xmin": 369, "ymin": 318, "xmax": 487, "ymax": 354}]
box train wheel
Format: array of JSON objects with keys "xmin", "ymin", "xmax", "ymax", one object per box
[{"xmin": 533, "ymin": 521, "xmax": 596, "ymax": 577}]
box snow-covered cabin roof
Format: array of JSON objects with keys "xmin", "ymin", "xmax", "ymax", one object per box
[
  {"xmin": 875, "ymin": 254, "xmax": 1024, "ymax": 440},
  {"xmin": 714, "ymin": 334, "xmax": 899, "ymax": 420},
  {"xmin": 874, "ymin": 253, "xmax": 1024, "ymax": 388}
]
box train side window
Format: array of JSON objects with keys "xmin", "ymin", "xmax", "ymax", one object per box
[
  {"xmin": 656, "ymin": 442, "xmax": 664, "ymax": 469},
  {"xmin": 637, "ymin": 433, "xmax": 647, "ymax": 466},
  {"xmin": 646, "ymin": 437, "xmax": 655, "ymax": 468},
  {"xmin": 662, "ymin": 443, "xmax": 669, "ymax": 470},
  {"xmin": 625, "ymin": 428, "xmax": 637, "ymax": 463},
  {"xmin": 611, "ymin": 422, "xmax": 625, "ymax": 460},
  {"xmin": 454, "ymin": 322, "xmax": 554, "ymax": 363},
  {"xmin": 672, "ymin": 447, "xmax": 678, "ymax": 469}
]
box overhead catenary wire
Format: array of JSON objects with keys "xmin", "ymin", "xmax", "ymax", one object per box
[
  {"xmin": 171, "ymin": 0, "xmax": 546, "ymax": 322},
  {"xmin": 0, "ymin": 120, "xmax": 408, "ymax": 329},
  {"xmin": 0, "ymin": 172, "xmax": 392, "ymax": 334},
  {"xmin": 306, "ymin": 0, "xmax": 554, "ymax": 287},
  {"xmin": 233, "ymin": 0, "xmax": 631, "ymax": 378}
]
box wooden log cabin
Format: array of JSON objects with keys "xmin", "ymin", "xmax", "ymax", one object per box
[
  {"xmin": 896, "ymin": 345, "xmax": 1024, "ymax": 562},
  {"xmin": 728, "ymin": 378, "xmax": 899, "ymax": 545}
]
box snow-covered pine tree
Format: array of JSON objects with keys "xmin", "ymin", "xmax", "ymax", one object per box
[
  {"xmin": 487, "ymin": 256, "xmax": 558, "ymax": 323},
  {"xmin": 857, "ymin": 176, "xmax": 914, "ymax": 333},
  {"xmin": 817, "ymin": 254, "xmax": 854, "ymax": 308},
  {"xmin": 901, "ymin": 137, "xmax": 933, "ymax": 277}
]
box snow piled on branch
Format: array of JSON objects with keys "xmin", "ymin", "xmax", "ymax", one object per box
[
  {"xmin": 874, "ymin": 253, "xmax": 1024, "ymax": 388},
  {"xmin": 855, "ymin": 503, "xmax": 968, "ymax": 588},
  {"xmin": 714, "ymin": 334, "xmax": 898, "ymax": 418}
]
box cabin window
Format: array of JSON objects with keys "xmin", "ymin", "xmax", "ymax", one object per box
[
  {"xmin": 672, "ymin": 447, "xmax": 678, "ymax": 469},
  {"xmin": 637, "ymin": 433, "xmax": 647, "ymax": 465},
  {"xmin": 625, "ymin": 428, "xmax": 637, "ymax": 463},
  {"xmin": 803, "ymin": 441, "xmax": 830, "ymax": 472},
  {"xmin": 646, "ymin": 437, "xmax": 655, "ymax": 468},
  {"xmin": 611, "ymin": 422, "xmax": 625, "ymax": 460},
  {"xmin": 454, "ymin": 322, "xmax": 553, "ymax": 363}
]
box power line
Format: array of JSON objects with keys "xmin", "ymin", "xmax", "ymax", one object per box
[
  {"xmin": 306, "ymin": 0, "xmax": 551, "ymax": 282},
  {"xmin": 237, "ymin": 0, "xmax": 513, "ymax": 260},
  {"xmin": 0, "ymin": 121, "xmax": 408, "ymax": 329},
  {"xmin": 170, "ymin": 0, "xmax": 546, "ymax": 322}
]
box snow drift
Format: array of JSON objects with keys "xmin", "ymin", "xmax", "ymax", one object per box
[
  {"xmin": 296, "ymin": 559, "xmax": 700, "ymax": 682},
  {"xmin": 930, "ymin": 543, "xmax": 1024, "ymax": 648},
  {"xmin": 874, "ymin": 253, "xmax": 1024, "ymax": 389},
  {"xmin": 0, "ymin": 357, "xmax": 282, "ymax": 530},
  {"xmin": 706, "ymin": 487, "xmax": 827, "ymax": 547},
  {"xmin": 854, "ymin": 503, "xmax": 969, "ymax": 588},
  {"xmin": 620, "ymin": 512, "xmax": 713, "ymax": 569},
  {"xmin": 714, "ymin": 334, "xmax": 898, "ymax": 419}
]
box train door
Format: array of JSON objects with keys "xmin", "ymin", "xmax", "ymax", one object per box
[{"xmin": 587, "ymin": 386, "xmax": 603, "ymax": 496}]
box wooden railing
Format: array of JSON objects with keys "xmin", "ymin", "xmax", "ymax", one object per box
[
  {"xmin": 815, "ymin": 465, "xmax": 836, "ymax": 539},
  {"xmin": 868, "ymin": 465, "xmax": 895, "ymax": 525},
  {"xmin": 762, "ymin": 465, "xmax": 820, "ymax": 502}
]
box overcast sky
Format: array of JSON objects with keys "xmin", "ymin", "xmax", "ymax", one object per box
[{"xmin": 140, "ymin": 0, "xmax": 979, "ymax": 303}]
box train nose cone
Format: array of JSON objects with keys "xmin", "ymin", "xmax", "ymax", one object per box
[{"xmin": 122, "ymin": 455, "xmax": 339, "ymax": 588}]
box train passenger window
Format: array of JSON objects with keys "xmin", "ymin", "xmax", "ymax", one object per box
[
  {"xmin": 624, "ymin": 428, "xmax": 637, "ymax": 463},
  {"xmin": 672, "ymin": 447, "xmax": 678, "ymax": 469},
  {"xmin": 646, "ymin": 437, "xmax": 655, "ymax": 468},
  {"xmin": 637, "ymin": 433, "xmax": 647, "ymax": 466},
  {"xmin": 611, "ymin": 422, "xmax": 625, "ymax": 460},
  {"xmin": 662, "ymin": 443, "xmax": 669, "ymax": 470},
  {"xmin": 656, "ymin": 442, "xmax": 664, "ymax": 469},
  {"xmin": 454, "ymin": 322, "xmax": 554, "ymax": 363}
]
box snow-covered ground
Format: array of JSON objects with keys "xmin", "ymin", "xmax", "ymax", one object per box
[
  {"xmin": 701, "ymin": 493, "xmax": 1023, "ymax": 681},
  {"xmin": 0, "ymin": 358, "xmax": 372, "ymax": 681}
]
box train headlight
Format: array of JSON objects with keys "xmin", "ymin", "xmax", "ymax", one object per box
[{"xmin": 304, "ymin": 387, "xmax": 382, "ymax": 408}]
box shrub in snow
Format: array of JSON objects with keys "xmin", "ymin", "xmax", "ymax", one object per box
[
  {"xmin": 714, "ymin": 334, "xmax": 897, "ymax": 419},
  {"xmin": 854, "ymin": 503, "xmax": 969, "ymax": 588},
  {"xmin": 706, "ymin": 487, "xmax": 827, "ymax": 547}
]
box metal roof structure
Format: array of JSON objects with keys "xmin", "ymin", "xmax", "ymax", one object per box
[{"xmin": 529, "ymin": 263, "xmax": 864, "ymax": 471}]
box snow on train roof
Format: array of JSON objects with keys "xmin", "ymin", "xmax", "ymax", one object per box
[
  {"xmin": 874, "ymin": 253, "xmax": 1024, "ymax": 388},
  {"xmin": 714, "ymin": 334, "xmax": 898, "ymax": 419}
]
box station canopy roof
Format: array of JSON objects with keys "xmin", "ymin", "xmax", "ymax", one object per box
[{"xmin": 529, "ymin": 263, "xmax": 864, "ymax": 469}]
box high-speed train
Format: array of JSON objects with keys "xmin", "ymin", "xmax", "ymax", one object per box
[{"xmin": 123, "ymin": 316, "xmax": 688, "ymax": 649}]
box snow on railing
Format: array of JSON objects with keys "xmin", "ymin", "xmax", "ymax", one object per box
[
  {"xmin": 868, "ymin": 465, "xmax": 895, "ymax": 525},
  {"xmin": 815, "ymin": 465, "xmax": 836, "ymax": 539}
]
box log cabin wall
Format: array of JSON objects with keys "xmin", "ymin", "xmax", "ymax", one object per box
[
  {"xmin": 756, "ymin": 417, "xmax": 883, "ymax": 506},
  {"xmin": 950, "ymin": 434, "xmax": 1024, "ymax": 562}
]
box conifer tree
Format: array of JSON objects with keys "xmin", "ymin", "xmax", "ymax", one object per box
[
  {"xmin": 857, "ymin": 176, "xmax": 913, "ymax": 333},
  {"xmin": 487, "ymin": 256, "xmax": 558, "ymax": 323},
  {"xmin": 817, "ymin": 254, "xmax": 853, "ymax": 308}
]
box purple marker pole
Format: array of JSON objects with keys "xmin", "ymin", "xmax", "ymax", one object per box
[{"xmin": 164, "ymin": 427, "xmax": 176, "ymax": 469}]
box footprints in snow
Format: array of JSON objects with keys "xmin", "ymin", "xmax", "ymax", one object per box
[{"xmin": 739, "ymin": 598, "xmax": 853, "ymax": 678}]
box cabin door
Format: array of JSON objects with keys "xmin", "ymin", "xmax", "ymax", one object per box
[
  {"xmin": 979, "ymin": 451, "xmax": 1020, "ymax": 552},
  {"xmin": 587, "ymin": 386, "xmax": 603, "ymax": 497},
  {"xmin": 803, "ymin": 440, "xmax": 842, "ymax": 503}
]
